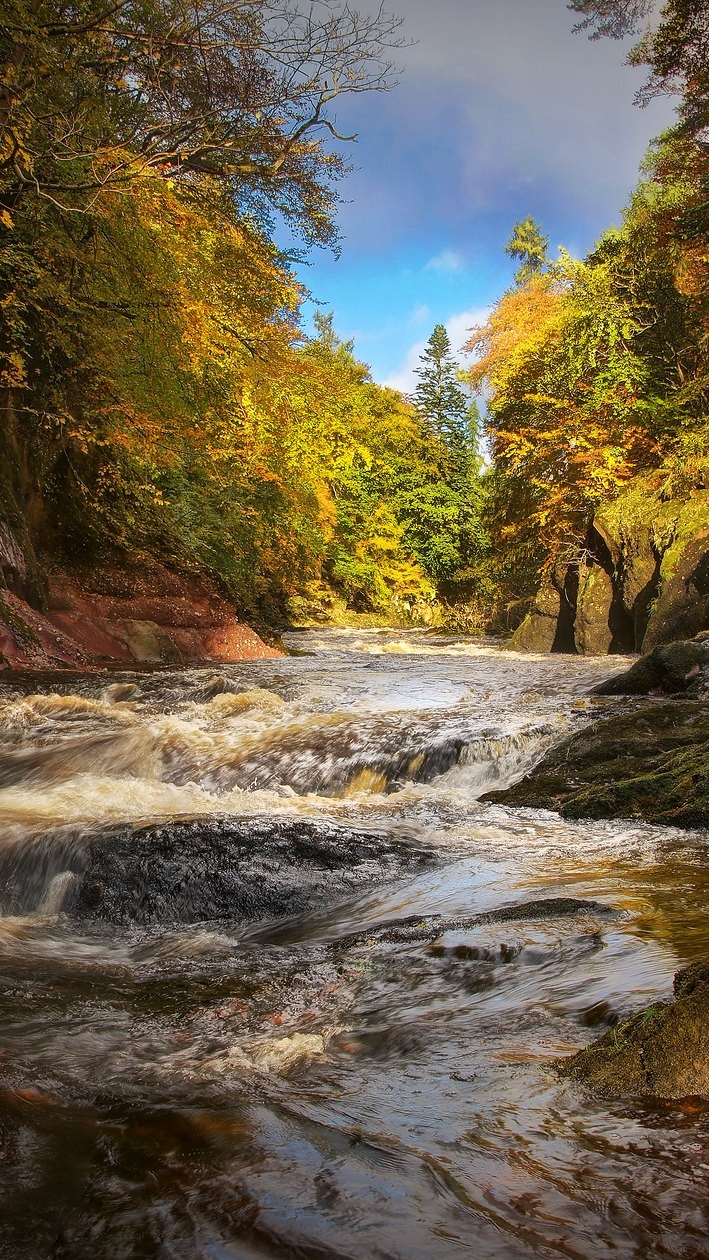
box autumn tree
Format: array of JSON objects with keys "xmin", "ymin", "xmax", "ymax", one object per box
[
  {"xmin": 0, "ymin": 0, "xmax": 403, "ymax": 241},
  {"xmin": 568, "ymin": 0, "xmax": 709, "ymax": 137},
  {"xmin": 464, "ymin": 243, "xmax": 661, "ymax": 592},
  {"xmin": 0, "ymin": 0, "xmax": 406, "ymax": 610}
]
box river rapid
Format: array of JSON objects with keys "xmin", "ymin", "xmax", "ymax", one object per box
[{"xmin": 0, "ymin": 629, "xmax": 708, "ymax": 1259}]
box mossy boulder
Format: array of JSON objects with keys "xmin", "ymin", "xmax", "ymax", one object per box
[
  {"xmin": 644, "ymin": 528, "xmax": 709, "ymax": 650},
  {"xmin": 560, "ymin": 960, "xmax": 709, "ymax": 1101},
  {"xmin": 484, "ymin": 697, "xmax": 709, "ymax": 828},
  {"xmin": 593, "ymin": 633, "xmax": 709, "ymax": 697},
  {"xmin": 509, "ymin": 584, "xmax": 561, "ymax": 652},
  {"xmin": 574, "ymin": 563, "xmax": 614, "ymax": 655},
  {"xmin": 598, "ymin": 486, "xmax": 709, "ymax": 653}
]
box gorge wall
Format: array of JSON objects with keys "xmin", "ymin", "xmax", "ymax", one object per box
[
  {"xmin": 510, "ymin": 490, "xmax": 709, "ymax": 656},
  {"xmin": 0, "ymin": 536, "xmax": 280, "ymax": 671}
]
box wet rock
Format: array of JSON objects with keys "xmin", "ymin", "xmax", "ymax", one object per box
[
  {"xmin": 592, "ymin": 633, "xmax": 709, "ymax": 697},
  {"xmin": 508, "ymin": 585, "xmax": 560, "ymax": 653},
  {"xmin": 337, "ymin": 896, "xmax": 617, "ymax": 948},
  {"xmin": 60, "ymin": 816, "xmax": 435, "ymax": 926},
  {"xmin": 483, "ymin": 698, "xmax": 709, "ymax": 828},
  {"xmin": 190, "ymin": 672, "xmax": 243, "ymax": 702},
  {"xmin": 560, "ymin": 960, "xmax": 709, "ymax": 1100},
  {"xmin": 574, "ymin": 564, "xmax": 614, "ymax": 656},
  {"xmin": 103, "ymin": 682, "xmax": 141, "ymax": 704},
  {"xmin": 643, "ymin": 529, "xmax": 709, "ymax": 650}
]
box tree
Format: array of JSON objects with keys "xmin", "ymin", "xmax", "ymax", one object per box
[
  {"xmin": 464, "ymin": 248, "xmax": 660, "ymax": 586},
  {"xmin": 0, "ymin": 0, "xmax": 403, "ymax": 244},
  {"xmin": 568, "ymin": 0, "xmax": 709, "ymax": 137},
  {"xmin": 0, "ymin": 0, "xmax": 408, "ymax": 610},
  {"xmin": 413, "ymin": 323, "xmax": 476, "ymax": 464},
  {"xmin": 504, "ymin": 217, "xmax": 550, "ymax": 286}
]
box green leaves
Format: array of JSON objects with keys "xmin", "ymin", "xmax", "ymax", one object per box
[{"xmin": 504, "ymin": 217, "xmax": 550, "ymax": 286}]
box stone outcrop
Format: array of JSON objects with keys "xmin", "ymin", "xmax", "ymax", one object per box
[
  {"xmin": 592, "ymin": 632, "xmax": 709, "ymax": 697},
  {"xmin": 504, "ymin": 583, "xmax": 561, "ymax": 653},
  {"xmin": 0, "ymin": 560, "xmax": 281, "ymax": 670},
  {"xmin": 483, "ymin": 695, "xmax": 709, "ymax": 829},
  {"xmin": 573, "ymin": 562, "xmax": 615, "ymax": 655},
  {"xmin": 0, "ymin": 816, "xmax": 435, "ymax": 924},
  {"xmin": 560, "ymin": 960, "xmax": 709, "ymax": 1101},
  {"xmin": 508, "ymin": 488, "xmax": 709, "ymax": 656}
]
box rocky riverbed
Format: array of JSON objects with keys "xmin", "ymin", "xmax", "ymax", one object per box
[{"xmin": 488, "ymin": 633, "xmax": 709, "ymax": 1103}]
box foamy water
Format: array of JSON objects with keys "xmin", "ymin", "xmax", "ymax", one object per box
[{"xmin": 0, "ymin": 630, "xmax": 707, "ymax": 1259}]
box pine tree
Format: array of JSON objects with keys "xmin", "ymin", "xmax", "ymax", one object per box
[{"xmin": 413, "ymin": 324, "xmax": 475, "ymax": 469}]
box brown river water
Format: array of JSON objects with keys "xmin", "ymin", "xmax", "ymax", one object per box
[{"xmin": 0, "ymin": 628, "xmax": 708, "ymax": 1259}]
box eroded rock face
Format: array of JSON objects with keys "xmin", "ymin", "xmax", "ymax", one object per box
[
  {"xmin": 0, "ymin": 563, "xmax": 281, "ymax": 669},
  {"xmin": 507, "ymin": 495, "xmax": 709, "ymax": 658},
  {"xmin": 560, "ymin": 960, "xmax": 709, "ymax": 1101},
  {"xmin": 508, "ymin": 584, "xmax": 561, "ymax": 653},
  {"xmin": 641, "ymin": 529, "xmax": 709, "ymax": 651},
  {"xmin": 483, "ymin": 697, "xmax": 709, "ymax": 828},
  {"xmin": 574, "ymin": 564, "xmax": 614, "ymax": 656}
]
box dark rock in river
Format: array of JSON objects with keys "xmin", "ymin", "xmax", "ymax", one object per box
[
  {"xmin": 592, "ymin": 633, "xmax": 709, "ymax": 696},
  {"xmin": 58, "ymin": 816, "xmax": 434, "ymax": 926},
  {"xmin": 560, "ymin": 960, "xmax": 709, "ymax": 1101},
  {"xmin": 483, "ymin": 698, "xmax": 709, "ymax": 828}
]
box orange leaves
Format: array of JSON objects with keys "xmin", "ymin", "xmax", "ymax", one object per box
[
  {"xmin": 463, "ymin": 249, "xmax": 662, "ymax": 571},
  {"xmin": 465, "ymin": 277, "xmax": 563, "ymax": 396}
]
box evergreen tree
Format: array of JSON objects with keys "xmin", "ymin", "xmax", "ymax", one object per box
[
  {"xmin": 504, "ymin": 217, "xmax": 550, "ymax": 285},
  {"xmin": 413, "ymin": 324, "xmax": 475, "ymax": 469},
  {"xmin": 404, "ymin": 323, "xmax": 488, "ymax": 596}
]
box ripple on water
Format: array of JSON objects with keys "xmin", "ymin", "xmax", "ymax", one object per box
[{"xmin": 0, "ymin": 631, "xmax": 706, "ymax": 1258}]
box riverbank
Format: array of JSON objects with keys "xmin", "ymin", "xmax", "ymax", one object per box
[
  {"xmin": 485, "ymin": 634, "xmax": 709, "ymax": 828},
  {"xmin": 0, "ymin": 564, "xmax": 282, "ymax": 670},
  {"xmin": 486, "ymin": 634, "xmax": 709, "ymax": 1101},
  {"xmin": 484, "ymin": 696, "xmax": 709, "ymax": 829}
]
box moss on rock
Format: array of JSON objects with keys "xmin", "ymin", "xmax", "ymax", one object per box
[
  {"xmin": 559, "ymin": 960, "xmax": 709, "ymax": 1101},
  {"xmin": 484, "ymin": 698, "xmax": 709, "ymax": 828}
]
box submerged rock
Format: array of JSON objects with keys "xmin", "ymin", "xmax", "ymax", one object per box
[
  {"xmin": 560, "ymin": 960, "xmax": 709, "ymax": 1101},
  {"xmin": 483, "ymin": 697, "xmax": 709, "ymax": 828},
  {"xmin": 58, "ymin": 816, "xmax": 434, "ymax": 926}
]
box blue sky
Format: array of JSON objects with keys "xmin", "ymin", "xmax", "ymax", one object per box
[{"xmin": 292, "ymin": 0, "xmax": 675, "ymax": 391}]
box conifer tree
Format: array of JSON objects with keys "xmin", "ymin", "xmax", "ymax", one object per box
[
  {"xmin": 413, "ymin": 324, "xmax": 475, "ymax": 468},
  {"xmin": 504, "ymin": 217, "xmax": 550, "ymax": 285}
]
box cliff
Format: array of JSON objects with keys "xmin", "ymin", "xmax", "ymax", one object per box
[
  {"xmin": 0, "ymin": 557, "xmax": 281, "ymax": 670},
  {"xmin": 508, "ymin": 486, "xmax": 709, "ymax": 656}
]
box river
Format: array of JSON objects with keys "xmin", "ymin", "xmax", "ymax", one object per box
[{"xmin": 0, "ymin": 629, "xmax": 707, "ymax": 1259}]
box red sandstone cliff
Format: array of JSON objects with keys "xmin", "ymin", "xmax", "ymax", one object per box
[{"xmin": 0, "ymin": 564, "xmax": 281, "ymax": 670}]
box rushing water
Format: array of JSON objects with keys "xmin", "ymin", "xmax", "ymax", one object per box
[{"xmin": 0, "ymin": 629, "xmax": 708, "ymax": 1260}]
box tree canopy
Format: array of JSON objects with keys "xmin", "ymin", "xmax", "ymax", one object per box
[
  {"xmin": 504, "ymin": 217, "xmax": 550, "ymax": 286},
  {"xmin": 568, "ymin": 0, "xmax": 709, "ymax": 136},
  {"xmin": 0, "ymin": 0, "xmax": 403, "ymax": 244}
]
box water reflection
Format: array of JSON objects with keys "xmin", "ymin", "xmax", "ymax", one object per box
[{"xmin": 0, "ymin": 630, "xmax": 707, "ymax": 1257}]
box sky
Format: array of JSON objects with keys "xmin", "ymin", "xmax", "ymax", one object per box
[{"xmin": 292, "ymin": 0, "xmax": 675, "ymax": 392}]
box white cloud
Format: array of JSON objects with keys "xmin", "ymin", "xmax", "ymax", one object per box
[
  {"xmin": 382, "ymin": 306, "xmax": 491, "ymax": 395},
  {"xmin": 424, "ymin": 249, "xmax": 466, "ymax": 275},
  {"xmin": 410, "ymin": 302, "xmax": 432, "ymax": 325},
  {"xmin": 382, "ymin": 337, "xmax": 428, "ymax": 395},
  {"xmin": 446, "ymin": 307, "xmax": 491, "ymax": 359}
]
